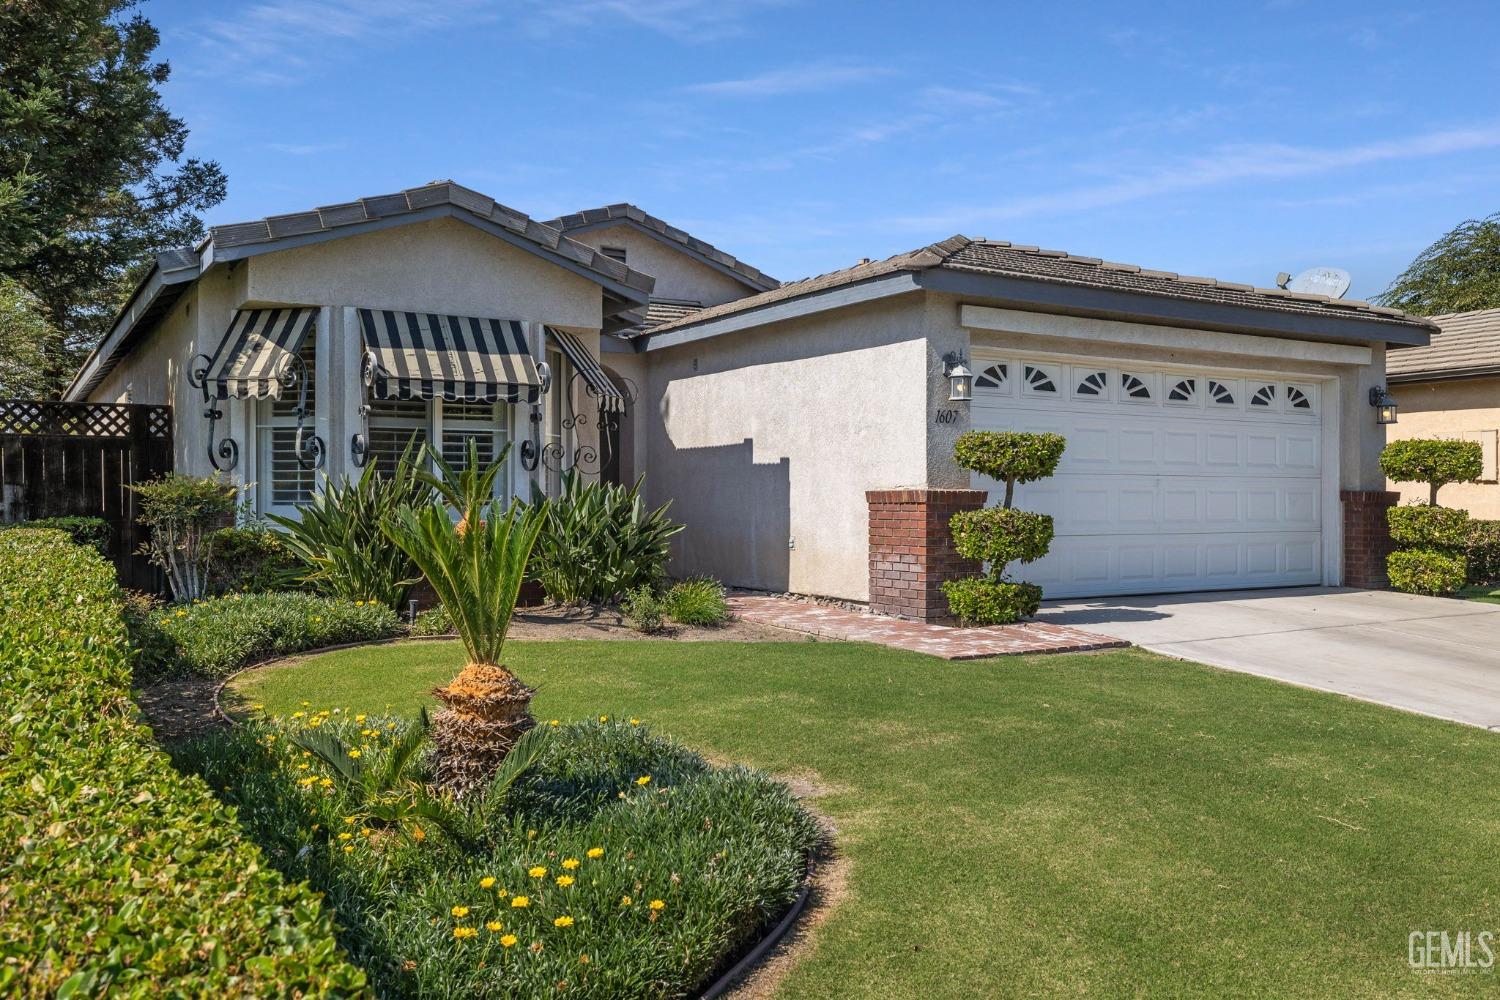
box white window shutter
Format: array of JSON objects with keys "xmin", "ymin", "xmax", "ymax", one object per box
[{"xmin": 1462, "ymin": 430, "xmax": 1499, "ymax": 482}]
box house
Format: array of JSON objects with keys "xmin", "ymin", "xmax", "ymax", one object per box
[
  {"xmin": 1385, "ymin": 307, "xmax": 1500, "ymax": 518},
  {"xmin": 66, "ymin": 180, "xmax": 1436, "ymax": 620}
]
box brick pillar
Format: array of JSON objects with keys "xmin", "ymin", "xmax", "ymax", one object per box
[
  {"xmin": 867, "ymin": 488, "xmax": 988, "ymax": 621},
  {"xmin": 1341, "ymin": 489, "xmax": 1399, "ymax": 588}
]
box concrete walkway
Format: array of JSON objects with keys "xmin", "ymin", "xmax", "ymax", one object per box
[{"xmin": 1037, "ymin": 587, "xmax": 1500, "ymax": 729}]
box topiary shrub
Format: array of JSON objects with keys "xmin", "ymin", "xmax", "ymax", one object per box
[
  {"xmin": 1387, "ymin": 549, "xmax": 1467, "ymax": 596},
  {"xmin": 941, "ymin": 578, "xmax": 1043, "ymax": 625},
  {"xmin": 1380, "ymin": 438, "xmax": 1482, "ymax": 505},
  {"xmin": 1387, "ymin": 504, "xmax": 1471, "ymax": 550},
  {"xmin": 941, "ymin": 431, "xmax": 1066, "ymax": 625}
]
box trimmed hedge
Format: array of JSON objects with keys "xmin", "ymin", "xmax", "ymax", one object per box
[
  {"xmin": 1469, "ymin": 520, "xmax": 1500, "ymax": 586},
  {"xmin": 941, "ymin": 577, "xmax": 1043, "ymax": 626},
  {"xmin": 0, "ymin": 515, "xmax": 110, "ymax": 554},
  {"xmin": 0, "ymin": 529, "xmax": 364, "ymax": 996},
  {"xmin": 1387, "ymin": 548, "xmax": 1467, "ymax": 597},
  {"xmin": 137, "ymin": 591, "xmax": 401, "ymax": 680},
  {"xmin": 1388, "ymin": 504, "xmax": 1471, "ymax": 550}
]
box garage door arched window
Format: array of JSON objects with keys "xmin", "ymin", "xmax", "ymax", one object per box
[
  {"xmin": 1208, "ymin": 380, "xmax": 1236, "ymax": 405},
  {"xmin": 1250, "ymin": 384, "xmax": 1277, "ymax": 407},
  {"xmin": 1023, "ymin": 364, "xmax": 1058, "ymax": 394},
  {"xmin": 1075, "ymin": 371, "xmax": 1108, "ymax": 397},
  {"xmin": 1120, "ymin": 373, "xmax": 1153, "ymax": 400},
  {"xmin": 1167, "ymin": 378, "xmax": 1197, "ymax": 403},
  {"xmin": 1286, "ymin": 385, "xmax": 1312, "ymax": 410},
  {"xmin": 974, "ymin": 363, "xmax": 1009, "ymax": 391}
]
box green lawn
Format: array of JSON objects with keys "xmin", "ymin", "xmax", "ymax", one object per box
[
  {"xmin": 1462, "ymin": 585, "xmax": 1500, "ymax": 605},
  {"xmin": 229, "ymin": 640, "xmax": 1500, "ymax": 997}
]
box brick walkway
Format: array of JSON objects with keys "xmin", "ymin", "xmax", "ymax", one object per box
[{"xmin": 728, "ymin": 595, "xmax": 1130, "ymax": 660}]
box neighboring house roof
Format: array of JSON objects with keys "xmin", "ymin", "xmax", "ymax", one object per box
[
  {"xmin": 642, "ymin": 235, "xmax": 1436, "ymax": 350},
  {"xmin": 639, "ymin": 299, "xmax": 704, "ymax": 331},
  {"xmin": 1386, "ymin": 308, "xmax": 1500, "ymax": 383},
  {"xmin": 65, "ymin": 182, "xmax": 655, "ymax": 401},
  {"xmin": 545, "ymin": 204, "xmax": 779, "ymax": 293}
]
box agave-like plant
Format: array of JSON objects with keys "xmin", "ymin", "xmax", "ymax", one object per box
[
  {"xmin": 382, "ymin": 441, "xmax": 548, "ymax": 796},
  {"xmin": 527, "ymin": 472, "xmax": 682, "ymax": 605},
  {"xmin": 291, "ymin": 709, "xmax": 550, "ymax": 844},
  {"xmin": 269, "ymin": 438, "xmax": 429, "ymax": 610}
]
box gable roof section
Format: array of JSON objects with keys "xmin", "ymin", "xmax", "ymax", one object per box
[
  {"xmin": 642, "ymin": 236, "xmax": 1436, "ymax": 351},
  {"xmin": 1386, "ymin": 308, "xmax": 1500, "ymax": 383},
  {"xmin": 545, "ymin": 204, "xmax": 779, "ymax": 293},
  {"xmin": 66, "ymin": 182, "xmax": 655, "ymax": 400}
]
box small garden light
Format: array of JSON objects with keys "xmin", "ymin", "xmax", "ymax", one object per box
[
  {"xmin": 944, "ymin": 353, "xmax": 974, "ymax": 402},
  {"xmin": 1369, "ymin": 385, "xmax": 1398, "ymax": 425}
]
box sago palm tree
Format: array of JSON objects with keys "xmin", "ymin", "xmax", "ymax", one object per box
[{"xmin": 382, "ymin": 441, "xmax": 547, "ymax": 796}]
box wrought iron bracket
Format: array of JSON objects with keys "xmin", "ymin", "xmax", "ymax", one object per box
[
  {"xmin": 277, "ymin": 352, "xmax": 325, "ymax": 471},
  {"xmin": 187, "ymin": 352, "xmax": 239, "ymax": 472},
  {"xmin": 350, "ymin": 350, "xmax": 377, "ymax": 468},
  {"xmin": 538, "ymin": 370, "xmax": 636, "ymax": 476}
]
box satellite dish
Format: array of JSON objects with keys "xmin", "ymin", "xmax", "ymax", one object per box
[{"xmin": 1284, "ymin": 266, "xmax": 1352, "ymax": 299}]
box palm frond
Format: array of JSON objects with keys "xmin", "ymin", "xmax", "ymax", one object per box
[
  {"xmin": 368, "ymin": 706, "xmax": 430, "ymax": 794},
  {"xmin": 289, "ymin": 728, "xmax": 365, "ymax": 786},
  {"xmin": 473, "ymin": 725, "xmax": 550, "ymax": 823}
]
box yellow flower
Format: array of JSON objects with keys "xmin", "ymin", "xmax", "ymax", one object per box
[
  {"xmin": 479, "ymin": 876, "xmax": 496, "ymax": 890},
  {"xmin": 556, "ymin": 875, "xmax": 574, "ymax": 887},
  {"xmin": 561, "ymin": 858, "xmax": 580, "ymax": 870},
  {"xmin": 291, "ymin": 711, "xmax": 305, "ymax": 720},
  {"xmin": 296, "ymin": 763, "xmax": 309, "ymax": 771},
  {"xmin": 355, "ymin": 714, "xmax": 366, "ymax": 723},
  {"xmin": 500, "ymin": 933, "xmax": 518, "ymax": 948},
  {"xmin": 527, "ymin": 829, "xmax": 537, "ymax": 840},
  {"xmin": 620, "ymin": 896, "xmax": 632, "ymax": 907},
  {"xmin": 342, "ymin": 845, "xmax": 353, "ymax": 854},
  {"xmin": 511, "ymin": 896, "xmax": 530, "ymax": 908},
  {"xmin": 553, "ymin": 915, "xmax": 574, "ymax": 928},
  {"xmin": 344, "ymin": 816, "xmax": 358, "ymax": 825},
  {"xmin": 412, "ymin": 825, "xmax": 426, "ymax": 842},
  {"xmin": 529, "ymin": 866, "xmax": 548, "ymax": 878},
  {"xmin": 175, "ymin": 609, "xmax": 187, "ymax": 617},
  {"xmin": 636, "ymin": 775, "xmax": 651, "ymax": 786},
  {"xmin": 486, "ymin": 921, "xmax": 503, "ymax": 932},
  {"xmin": 453, "ymin": 926, "xmax": 476, "ymax": 940},
  {"xmin": 451, "ymin": 906, "xmax": 470, "ymax": 918},
  {"xmin": 579, "ymin": 953, "xmax": 590, "ymax": 964},
  {"xmin": 337, "ymin": 832, "xmax": 352, "ymax": 841},
  {"xmin": 319, "ymin": 778, "xmax": 333, "ymax": 788},
  {"xmin": 586, "ymin": 847, "xmax": 604, "ymax": 859},
  {"xmin": 548, "ymin": 719, "xmax": 560, "ymax": 727},
  {"xmin": 598, "ymin": 715, "xmax": 609, "ymax": 723},
  {"xmin": 354, "ymin": 600, "xmax": 364, "ymax": 606},
  {"xmin": 348, "ymin": 749, "xmax": 361, "ymax": 759},
  {"xmin": 301, "ymin": 701, "xmax": 311, "ymax": 707},
  {"xmin": 629, "ymin": 718, "xmax": 640, "ymax": 726},
  {"xmin": 649, "ymin": 899, "xmax": 665, "ymax": 911}
]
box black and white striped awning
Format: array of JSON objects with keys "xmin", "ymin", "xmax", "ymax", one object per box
[
  {"xmin": 203, "ymin": 307, "xmax": 318, "ymax": 399},
  {"xmin": 547, "ymin": 327, "xmax": 625, "ymax": 412},
  {"xmin": 358, "ymin": 309, "xmax": 540, "ymax": 402}
]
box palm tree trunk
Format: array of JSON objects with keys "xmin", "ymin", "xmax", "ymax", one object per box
[{"xmin": 428, "ymin": 662, "xmax": 535, "ymax": 797}]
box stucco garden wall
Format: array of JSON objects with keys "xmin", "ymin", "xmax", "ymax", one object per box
[
  {"xmin": 641, "ymin": 294, "xmax": 930, "ymax": 601},
  {"xmin": 1386, "ymin": 376, "xmax": 1500, "ymax": 518}
]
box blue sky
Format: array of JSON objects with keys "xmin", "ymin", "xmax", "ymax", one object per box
[{"xmin": 150, "ymin": 0, "xmax": 1500, "ymax": 300}]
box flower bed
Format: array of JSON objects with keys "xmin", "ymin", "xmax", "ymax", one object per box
[
  {"xmin": 186, "ymin": 711, "xmax": 821, "ymax": 998},
  {"xmin": 131, "ymin": 591, "xmax": 401, "ymax": 680},
  {"xmin": 0, "ymin": 528, "xmax": 363, "ymax": 996}
]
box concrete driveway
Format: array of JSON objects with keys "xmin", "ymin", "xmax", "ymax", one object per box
[{"xmin": 1036, "ymin": 587, "xmax": 1500, "ymax": 729}]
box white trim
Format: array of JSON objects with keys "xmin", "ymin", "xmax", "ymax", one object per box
[{"xmin": 961, "ymin": 304, "xmax": 1374, "ymax": 367}]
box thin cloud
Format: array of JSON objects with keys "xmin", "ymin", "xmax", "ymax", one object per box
[
  {"xmin": 266, "ymin": 141, "xmax": 347, "ymax": 156},
  {"xmin": 684, "ymin": 62, "xmax": 889, "ymax": 98},
  {"xmin": 886, "ymin": 123, "xmax": 1500, "ymax": 231}
]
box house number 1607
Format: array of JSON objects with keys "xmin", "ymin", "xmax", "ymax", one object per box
[{"xmin": 935, "ymin": 409, "xmax": 960, "ymax": 425}]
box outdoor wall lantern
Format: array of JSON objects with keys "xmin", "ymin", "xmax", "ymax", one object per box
[
  {"xmin": 945, "ymin": 353, "xmax": 974, "ymax": 402},
  {"xmin": 1369, "ymin": 385, "xmax": 1399, "ymax": 425}
]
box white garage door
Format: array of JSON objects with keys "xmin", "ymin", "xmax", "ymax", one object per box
[{"xmin": 969, "ymin": 356, "xmax": 1326, "ymax": 599}]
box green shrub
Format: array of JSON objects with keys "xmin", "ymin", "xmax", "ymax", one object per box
[
  {"xmin": 1387, "ymin": 504, "xmax": 1470, "ymax": 551},
  {"xmin": 146, "ymin": 591, "xmax": 401, "ymax": 679},
  {"xmin": 953, "ymin": 430, "xmax": 1066, "ymax": 506},
  {"xmin": 1380, "ymin": 438, "xmax": 1483, "ymax": 505},
  {"xmin": 0, "ymin": 514, "xmax": 110, "ymax": 553},
  {"xmin": 129, "ymin": 473, "xmax": 239, "ymax": 602},
  {"xmin": 949, "ymin": 506, "xmax": 1055, "ymax": 566},
  {"xmin": 940, "ymin": 577, "xmax": 1044, "ymax": 626},
  {"xmin": 270, "ymin": 442, "xmax": 429, "ymax": 611},
  {"xmin": 621, "ymin": 585, "xmax": 666, "ymax": 633},
  {"xmin": 185, "ymin": 714, "xmax": 820, "ymax": 999},
  {"xmin": 0, "ymin": 529, "xmax": 364, "ymax": 996},
  {"xmin": 121, "ymin": 589, "xmax": 178, "ymax": 683},
  {"xmin": 411, "ymin": 604, "xmax": 455, "ymax": 636},
  {"xmin": 1387, "ymin": 548, "xmax": 1466, "ymax": 596},
  {"xmin": 206, "ymin": 524, "xmax": 299, "ymax": 593},
  {"xmin": 528, "ymin": 473, "xmax": 683, "ymax": 605},
  {"xmin": 1468, "ymin": 520, "xmax": 1500, "ymax": 585},
  {"xmin": 662, "ymin": 577, "xmax": 731, "ymax": 626}
]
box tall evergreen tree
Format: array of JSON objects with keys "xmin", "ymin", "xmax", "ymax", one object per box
[
  {"xmin": 0, "ymin": 0, "xmax": 226, "ymax": 396},
  {"xmin": 1377, "ymin": 211, "xmax": 1500, "ymax": 315}
]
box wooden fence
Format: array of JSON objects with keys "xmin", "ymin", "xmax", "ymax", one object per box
[{"xmin": 0, "ymin": 400, "xmax": 174, "ymax": 591}]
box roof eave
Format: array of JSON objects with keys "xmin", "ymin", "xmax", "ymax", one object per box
[
  {"xmin": 555, "ymin": 215, "xmax": 779, "ymax": 293},
  {"xmin": 63, "ymin": 257, "xmax": 201, "ymax": 401},
  {"xmin": 1387, "ymin": 366, "xmax": 1500, "ymax": 385},
  {"xmin": 916, "ymin": 268, "xmax": 1433, "ymax": 349}
]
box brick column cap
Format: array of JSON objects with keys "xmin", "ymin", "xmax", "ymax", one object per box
[
  {"xmin": 866, "ymin": 488, "xmax": 988, "ymax": 504},
  {"xmin": 1340, "ymin": 489, "xmax": 1400, "ymax": 504}
]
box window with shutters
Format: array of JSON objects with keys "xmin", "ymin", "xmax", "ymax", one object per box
[{"xmin": 255, "ymin": 338, "xmax": 317, "ymax": 511}]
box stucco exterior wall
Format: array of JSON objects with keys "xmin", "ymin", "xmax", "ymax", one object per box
[
  {"xmin": 564, "ymin": 224, "xmax": 753, "ymax": 307},
  {"xmin": 641, "ymin": 294, "xmax": 929, "ymax": 600},
  {"xmin": 91, "ymin": 217, "xmax": 607, "ymax": 498},
  {"xmin": 1386, "ymin": 376, "xmax": 1500, "ymax": 518}
]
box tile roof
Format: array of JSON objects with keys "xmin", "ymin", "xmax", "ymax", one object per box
[
  {"xmin": 210, "ymin": 181, "xmax": 655, "ymax": 296},
  {"xmin": 1386, "ymin": 308, "xmax": 1500, "ymax": 381},
  {"xmin": 646, "ymin": 235, "xmax": 1436, "ymax": 337},
  {"xmin": 545, "ymin": 204, "xmax": 779, "ymax": 292}
]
